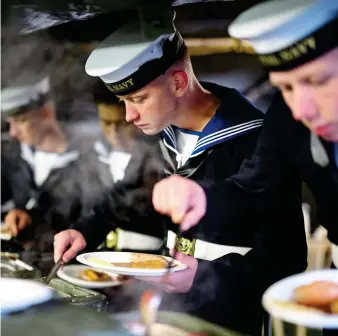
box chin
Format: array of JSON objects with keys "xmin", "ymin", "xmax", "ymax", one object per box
[
  {"xmin": 141, "ymin": 128, "xmax": 160, "ymax": 135},
  {"xmin": 328, "ymin": 134, "xmax": 338, "ymax": 142}
]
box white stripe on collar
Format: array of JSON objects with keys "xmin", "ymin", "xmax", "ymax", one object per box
[
  {"xmin": 162, "ymin": 119, "xmax": 263, "ymax": 158},
  {"xmin": 194, "ymin": 120, "xmax": 263, "ymax": 153},
  {"xmin": 163, "ymin": 127, "xmax": 177, "ymax": 148},
  {"xmin": 196, "ymin": 120, "xmax": 262, "ymax": 147}
]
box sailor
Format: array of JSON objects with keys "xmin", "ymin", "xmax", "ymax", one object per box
[
  {"xmin": 92, "ymin": 81, "xmax": 164, "ymax": 254},
  {"xmin": 230, "ymin": 0, "xmax": 338, "ymax": 268},
  {"xmin": 53, "ymin": 11, "xmax": 307, "ymax": 335},
  {"xmin": 150, "ymin": 0, "xmax": 338, "ymax": 305},
  {"xmin": 1, "ymin": 76, "xmax": 103, "ymax": 251}
]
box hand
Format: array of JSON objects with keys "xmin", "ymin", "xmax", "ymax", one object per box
[
  {"xmin": 53, "ymin": 229, "xmax": 86, "ymax": 263},
  {"xmin": 136, "ymin": 250, "xmax": 198, "ymax": 293},
  {"xmin": 152, "ymin": 175, "xmax": 207, "ymax": 231},
  {"xmin": 4, "ymin": 209, "xmax": 32, "ymax": 237}
]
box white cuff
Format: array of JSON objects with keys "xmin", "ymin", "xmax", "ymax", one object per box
[
  {"xmin": 1, "ymin": 200, "xmax": 14, "ymax": 213},
  {"xmin": 331, "ymin": 243, "xmax": 338, "ymax": 268},
  {"xmin": 116, "ymin": 229, "xmax": 163, "ymax": 251},
  {"xmin": 166, "ymin": 230, "xmax": 252, "ymax": 261}
]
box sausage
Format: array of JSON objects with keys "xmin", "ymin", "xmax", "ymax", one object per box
[{"xmin": 294, "ymin": 281, "xmax": 338, "ymax": 307}]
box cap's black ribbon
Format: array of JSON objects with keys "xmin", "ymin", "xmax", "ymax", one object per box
[
  {"xmin": 258, "ymin": 17, "xmax": 338, "ymax": 71},
  {"xmin": 103, "ymin": 31, "xmax": 185, "ymax": 96}
]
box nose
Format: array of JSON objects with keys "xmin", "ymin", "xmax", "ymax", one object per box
[
  {"xmin": 125, "ymin": 102, "xmax": 140, "ymax": 123},
  {"xmin": 291, "ymin": 86, "xmax": 318, "ymax": 123},
  {"xmin": 9, "ymin": 122, "xmax": 19, "ymax": 138}
]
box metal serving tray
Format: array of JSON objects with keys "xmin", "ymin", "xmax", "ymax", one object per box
[
  {"xmin": 0, "ymin": 254, "xmax": 41, "ymax": 279},
  {"xmin": 38, "ymin": 278, "xmax": 108, "ymax": 312}
]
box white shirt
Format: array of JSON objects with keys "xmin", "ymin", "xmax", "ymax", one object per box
[
  {"xmin": 108, "ymin": 151, "xmax": 132, "ymax": 183},
  {"xmin": 21, "ymin": 144, "xmax": 79, "ymax": 186},
  {"xmin": 175, "ymin": 129, "xmax": 200, "ymax": 168}
]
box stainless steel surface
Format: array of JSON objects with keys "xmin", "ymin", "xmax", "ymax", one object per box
[
  {"xmin": 37, "ymin": 278, "xmax": 107, "ymax": 311},
  {"xmin": 44, "ymin": 257, "xmax": 63, "ymax": 285},
  {"xmin": 0, "ymin": 255, "xmax": 41, "ymax": 279}
]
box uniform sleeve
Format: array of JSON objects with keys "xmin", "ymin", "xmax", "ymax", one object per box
[
  {"xmin": 71, "ymin": 143, "xmax": 165, "ymax": 251},
  {"xmin": 298, "ymin": 150, "xmax": 338, "ymax": 245},
  {"xmin": 199, "ymin": 93, "xmax": 302, "ymax": 237},
  {"xmin": 193, "ymin": 94, "xmax": 308, "ymax": 308}
]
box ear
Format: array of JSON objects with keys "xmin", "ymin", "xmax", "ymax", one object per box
[
  {"xmin": 171, "ymin": 71, "xmax": 188, "ymax": 97},
  {"xmin": 40, "ymin": 103, "xmax": 54, "ymax": 119}
]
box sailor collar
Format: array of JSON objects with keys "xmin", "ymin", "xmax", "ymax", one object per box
[
  {"xmin": 161, "ymin": 82, "xmax": 263, "ymax": 158},
  {"xmin": 21, "ymin": 143, "xmax": 80, "ymax": 170}
]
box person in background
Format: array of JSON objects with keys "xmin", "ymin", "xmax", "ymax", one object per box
[
  {"xmin": 92, "ymin": 81, "xmax": 164, "ymax": 254},
  {"xmin": 151, "ymin": 0, "xmax": 338, "ymax": 273},
  {"xmin": 53, "ymin": 11, "xmax": 307, "ymax": 335},
  {"xmin": 1, "ymin": 76, "xmax": 103, "ymax": 252}
]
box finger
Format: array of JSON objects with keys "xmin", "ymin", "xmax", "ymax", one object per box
[
  {"xmin": 170, "ymin": 185, "xmax": 192, "ymax": 224},
  {"xmin": 152, "ymin": 183, "xmax": 168, "ymax": 215},
  {"xmin": 5, "ymin": 214, "xmax": 18, "ymax": 237},
  {"xmin": 18, "ymin": 213, "xmax": 30, "ymax": 231},
  {"xmin": 174, "ymin": 252, "xmax": 197, "ymax": 269},
  {"xmin": 54, "ymin": 234, "xmax": 71, "ymax": 263},
  {"xmin": 169, "ymin": 248, "xmax": 176, "ymax": 257},
  {"xmin": 171, "ymin": 199, "xmax": 189, "ymax": 224},
  {"xmin": 180, "ymin": 206, "xmax": 205, "ymax": 231},
  {"xmin": 135, "ymin": 276, "xmax": 164, "ymax": 284},
  {"xmin": 163, "ymin": 284, "xmax": 177, "ymax": 293},
  {"xmin": 61, "ymin": 237, "xmax": 86, "ymax": 263}
]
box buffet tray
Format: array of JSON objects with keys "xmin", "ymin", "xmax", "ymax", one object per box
[
  {"xmin": 0, "ymin": 254, "xmax": 41, "ymax": 279},
  {"xmin": 38, "ymin": 278, "xmax": 108, "ymax": 312}
]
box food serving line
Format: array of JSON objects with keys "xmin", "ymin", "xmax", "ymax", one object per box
[
  {"xmin": 0, "ymin": 237, "xmax": 242, "ymax": 336},
  {"xmin": 1, "ymin": 232, "xmax": 338, "ymax": 336}
]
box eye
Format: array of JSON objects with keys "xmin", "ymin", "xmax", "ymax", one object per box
[
  {"xmin": 280, "ymin": 84, "xmax": 293, "ymax": 92},
  {"xmin": 16, "ymin": 117, "xmax": 28, "ymax": 123},
  {"xmin": 308, "ymin": 76, "xmax": 331, "ymax": 87},
  {"xmin": 101, "ymin": 120, "xmax": 112, "ymax": 126},
  {"xmin": 133, "ymin": 96, "xmax": 146, "ymax": 104}
]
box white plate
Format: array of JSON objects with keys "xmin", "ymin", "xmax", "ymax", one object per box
[
  {"xmin": 0, "ymin": 278, "xmax": 53, "ymax": 315},
  {"xmin": 76, "ymin": 252, "xmax": 187, "ymax": 277},
  {"xmin": 57, "ymin": 264, "xmax": 126, "ymax": 289},
  {"xmin": 262, "ymin": 269, "xmax": 338, "ymax": 329},
  {"xmin": 0, "ymin": 223, "xmax": 12, "ymax": 241}
]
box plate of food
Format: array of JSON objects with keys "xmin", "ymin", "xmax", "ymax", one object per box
[
  {"xmin": 76, "ymin": 252, "xmax": 187, "ymax": 276},
  {"xmin": 0, "ymin": 223, "xmax": 12, "ymax": 241},
  {"xmin": 1, "ymin": 278, "xmax": 53, "ymax": 314},
  {"xmin": 57, "ymin": 264, "xmax": 129, "ymax": 289},
  {"xmin": 263, "ymin": 269, "xmax": 338, "ymax": 329}
]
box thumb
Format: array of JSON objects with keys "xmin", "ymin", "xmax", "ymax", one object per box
[
  {"xmin": 170, "ymin": 250, "xmax": 197, "ymax": 269},
  {"xmin": 180, "ymin": 208, "xmax": 203, "ymax": 231}
]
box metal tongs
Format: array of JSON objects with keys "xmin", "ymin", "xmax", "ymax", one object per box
[
  {"xmin": 139, "ymin": 227, "xmax": 183, "ymax": 335},
  {"xmin": 44, "ymin": 256, "xmax": 64, "ymax": 285}
]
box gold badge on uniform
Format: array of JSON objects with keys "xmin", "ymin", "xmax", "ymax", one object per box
[
  {"xmin": 175, "ymin": 237, "xmax": 196, "ymax": 256},
  {"xmin": 106, "ymin": 229, "xmax": 120, "ymax": 249}
]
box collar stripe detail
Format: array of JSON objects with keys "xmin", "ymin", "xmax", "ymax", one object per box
[
  {"xmin": 193, "ymin": 121, "xmax": 262, "ymax": 154},
  {"xmin": 196, "ymin": 119, "xmax": 263, "ymax": 146},
  {"xmin": 163, "ymin": 127, "xmax": 177, "ymax": 147}
]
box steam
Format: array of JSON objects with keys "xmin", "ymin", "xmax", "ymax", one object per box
[
  {"xmin": 1, "ymin": 7, "xmax": 211, "ymax": 320},
  {"xmin": 1, "ymin": 12, "xmax": 98, "ymax": 122}
]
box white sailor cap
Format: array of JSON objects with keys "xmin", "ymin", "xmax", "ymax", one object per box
[
  {"xmin": 1, "ymin": 77, "xmax": 51, "ymax": 117},
  {"xmin": 228, "ymin": 0, "xmax": 338, "ymax": 71},
  {"xmin": 85, "ymin": 13, "xmax": 185, "ymax": 96}
]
